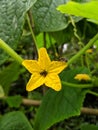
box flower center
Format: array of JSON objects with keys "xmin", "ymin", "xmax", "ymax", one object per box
[{"xmin": 40, "ymin": 70, "xmax": 48, "ymax": 77}]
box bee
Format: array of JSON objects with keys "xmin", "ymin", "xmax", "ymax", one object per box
[{"xmin": 58, "ymin": 57, "xmax": 68, "ymax": 62}]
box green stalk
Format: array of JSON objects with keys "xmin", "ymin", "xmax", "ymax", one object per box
[
  {"xmin": 62, "ymin": 81, "xmax": 93, "ymax": 88},
  {"xmin": 87, "ymin": 90, "xmax": 98, "ymax": 97},
  {"xmin": 0, "ymin": 39, "xmax": 23, "ymax": 64},
  {"xmin": 26, "ymin": 13, "xmax": 38, "ymax": 58},
  {"xmin": 68, "ymin": 33, "xmax": 98, "ymax": 65}
]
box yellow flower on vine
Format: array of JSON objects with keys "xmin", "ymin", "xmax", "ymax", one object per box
[
  {"xmin": 86, "ymin": 49, "xmax": 93, "ymax": 53},
  {"xmin": 74, "ymin": 74, "xmax": 91, "ymax": 81},
  {"xmin": 22, "ymin": 48, "xmax": 67, "ymax": 91}
]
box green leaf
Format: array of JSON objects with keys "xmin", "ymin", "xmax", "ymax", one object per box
[
  {"xmin": 0, "ymin": 62, "xmax": 23, "ymax": 94},
  {"xmin": 81, "ymin": 124, "xmax": 98, "ymax": 130},
  {"xmin": 6, "ymin": 95, "xmax": 22, "ymax": 108},
  {"xmin": 0, "ymin": 111, "xmax": 33, "ymax": 130},
  {"xmin": 0, "ymin": 85, "xmax": 4, "ymax": 98},
  {"xmin": 50, "ymin": 26, "xmax": 74, "ymax": 45},
  {"xmin": 32, "ymin": 0, "xmax": 69, "ymax": 32},
  {"xmin": 36, "ymin": 33, "xmax": 55, "ymax": 48},
  {"xmin": 57, "ymin": 1, "xmax": 98, "ymax": 22},
  {"xmin": 34, "ymin": 87, "xmax": 86, "ymax": 130},
  {"xmin": 0, "ymin": 0, "xmax": 36, "ymax": 65}
]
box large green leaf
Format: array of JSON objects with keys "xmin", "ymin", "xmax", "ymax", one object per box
[
  {"xmin": 34, "ymin": 87, "xmax": 86, "ymax": 130},
  {"xmin": 0, "ymin": 111, "xmax": 33, "ymax": 130},
  {"xmin": 50, "ymin": 25, "xmax": 74, "ymax": 45},
  {"xmin": 57, "ymin": 1, "xmax": 98, "ymax": 21},
  {"xmin": 32, "ymin": 0, "xmax": 69, "ymax": 32},
  {"xmin": 0, "ymin": 62, "xmax": 24, "ymax": 94},
  {"xmin": 0, "ymin": 0, "xmax": 36, "ymax": 65}
]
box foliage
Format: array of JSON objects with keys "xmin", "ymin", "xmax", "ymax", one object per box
[
  {"xmin": 57, "ymin": 1, "xmax": 98, "ymax": 22},
  {"xmin": 0, "ymin": 0, "xmax": 36, "ymax": 65},
  {"xmin": 0, "ymin": 0, "xmax": 98, "ymax": 130},
  {"xmin": 0, "ymin": 111, "xmax": 33, "ymax": 130},
  {"xmin": 32, "ymin": 0, "xmax": 69, "ymax": 32}
]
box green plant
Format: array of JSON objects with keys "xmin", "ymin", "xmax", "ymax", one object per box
[{"xmin": 0, "ymin": 0, "xmax": 98, "ymax": 130}]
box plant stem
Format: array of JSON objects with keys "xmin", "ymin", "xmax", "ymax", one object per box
[
  {"xmin": 26, "ymin": 13, "xmax": 38, "ymax": 58},
  {"xmin": 70, "ymin": 16, "xmax": 81, "ymax": 42},
  {"xmin": 68, "ymin": 33, "xmax": 98, "ymax": 65},
  {"xmin": 27, "ymin": 10, "xmax": 34, "ymax": 28},
  {"xmin": 87, "ymin": 90, "xmax": 98, "ymax": 97},
  {"xmin": 0, "ymin": 39, "xmax": 23, "ymax": 64},
  {"xmin": 22, "ymin": 98, "xmax": 41, "ymax": 106},
  {"xmin": 62, "ymin": 81, "xmax": 93, "ymax": 88},
  {"xmin": 81, "ymin": 107, "xmax": 98, "ymax": 116}
]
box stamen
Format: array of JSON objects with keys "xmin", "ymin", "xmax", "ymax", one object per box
[{"xmin": 40, "ymin": 70, "xmax": 48, "ymax": 77}]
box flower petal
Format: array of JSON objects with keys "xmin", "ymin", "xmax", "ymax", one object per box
[
  {"xmin": 74, "ymin": 74, "xmax": 91, "ymax": 81},
  {"xmin": 48, "ymin": 61, "xmax": 67, "ymax": 74},
  {"xmin": 22, "ymin": 60, "xmax": 41, "ymax": 73},
  {"xmin": 38, "ymin": 48, "xmax": 51, "ymax": 70},
  {"xmin": 45, "ymin": 74, "xmax": 62, "ymax": 91},
  {"xmin": 26, "ymin": 73, "xmax": 45, "ymax": 91}
]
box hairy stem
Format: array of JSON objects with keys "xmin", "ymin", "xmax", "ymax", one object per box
[
  {"xmin": 27, "ymin": 12, "xmax": 38, "ymax": 58},
  {"xmin": 0, "ymin": 39, "xmax": 23, "ymax": 64},
  {"xmin": 62, "ymin": 81, "xmax": 93, "ymax": 88}
]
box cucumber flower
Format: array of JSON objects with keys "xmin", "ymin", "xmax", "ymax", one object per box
[
  {"xmin": 74, "ymin": 74, "xmax": 91, "ymax": 81},
  {"xmin": 86, "ymin": 49, "xmax": 93, "ymax": 53},
  {"xmin": 22, "ymin": 48, "xmax": 67, "ymax": 91}
]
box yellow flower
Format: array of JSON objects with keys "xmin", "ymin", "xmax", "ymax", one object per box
[
  {"xmin": 86, "ymin": 49, "xmax": 93, "ymax": 53},
  {"xmin": 74, "ymin": 74, "xmax": 91, "ymax": 81},
  {"xmin": 22, "ymin": 48, "xmax": 67, "ymax": 91}
]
